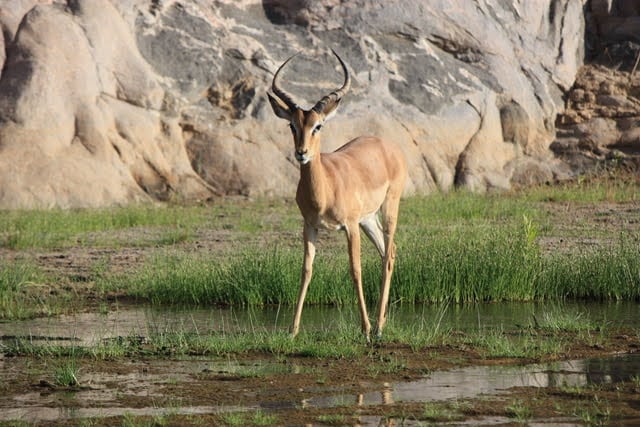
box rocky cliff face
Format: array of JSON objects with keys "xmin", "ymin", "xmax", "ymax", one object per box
[
  {"xmin": 0, "ymin": 0, "xmax": 586, "ymax": 208},
  {"xmin": 554, "ymin": 0, "xmax": 640, "ymax": 173}
]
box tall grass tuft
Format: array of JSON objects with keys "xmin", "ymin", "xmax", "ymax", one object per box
[
  {"xmin": 118, "ymin": 214, "xmax": 640, "ymax": 308},
  {"xmin": 125, "ymin": 248, "xmax": 357, "ymax": 307},
  {"xmin": 54, "ymin": 358, "xmax": 80, "ymax": 387},
  {"xmin": 392, "ymin": 217, "xmax": 542, "ymax": 304},
  {"xmin": 539, "ymin": 240, "xmax": 640, "ymax": 300}
]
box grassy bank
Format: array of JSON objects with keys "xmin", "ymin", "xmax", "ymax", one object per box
[
  {"xmin": 1, "ymin": 174, "xmax": 639, "ymax": 319},
  {"xmin": 113, "ymin": 221, "xmax": 639, "ymax": 307}
]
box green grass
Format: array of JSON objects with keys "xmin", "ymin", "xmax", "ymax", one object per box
[
  {"xmin": 121, "ymin": 413, "xmax": 167, "ymax": 427},
  {"xmin": 215, "ymin": 410, "xmax": 277, "ymax": 426},
  {"xmin": 0, "ymin": 261, "xmax": 47, "ymax": 319},
  {"xmin": 0, "ymin": 198, "xmax": 301, "ymax": 250},
  {"xmin": 1, "ymin": 175, "xmax": 640, "ymax": 321},
  {"xmin": 3, "ymin": 304, "xmax": 607, "ymax": 361},
  {"xmin": 531, "ymin": 305, "xmax": 599, "ymax": 332},
  {"xmin": 467, "ymin": 327, "xmax": 567, "ymax": 358},
  {"xmin": 53, "ymin": 358, "xmax": 80, "ymax": 387},
  {"xmin": 542, "ymin": 242, "xmax": 640, "ymax": 300},
  {"xmin": 0, "ymin": 204, "xmax": 206, "ymax": 249},
  {"xmin": 505, "ymin": 399, "xmax": 532, "ymax": 422},
  {"xmin": 520, "ymin": 172, "xmax": 639, "ymax": 203},
  {"xmin": 421, "ymin": 401, "xmax": 468, "ymax": 422},
  {"xmin": 104, "ymin": 217, "xmax": 639, "ymax": 308},
  {"xmin": 0, "ymin": 173, "xmax": 636, "ymax": 249},
  {"xmin": 574, "ymin": 396, "xmax": 611, "ymax": 425},
  {"xmin": 3, "ymin": 319, "xmax": 364, "ymax": 359}
]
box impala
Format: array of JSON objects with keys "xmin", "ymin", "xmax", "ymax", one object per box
[{"xmin": 267, "ymin": 50, "xmax": 408, "ymax": 340}]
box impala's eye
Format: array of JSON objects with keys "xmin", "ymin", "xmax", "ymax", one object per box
[{"xmin": 312, "ymin": 124, "xmax": 323, "ymax": 135}]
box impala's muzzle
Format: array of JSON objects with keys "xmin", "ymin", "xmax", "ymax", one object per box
[{"xmin": 295, "ymin": 149, "xmax": 311, "ymax": 165}]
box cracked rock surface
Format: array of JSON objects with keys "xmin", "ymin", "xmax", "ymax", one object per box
[{"xmin": 0, "ymin": 0, "xmax": 586, "ymax": 208}]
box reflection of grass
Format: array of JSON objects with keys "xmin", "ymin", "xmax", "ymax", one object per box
[
  {"xmin": 384, "ymin": 303, "xmax": 450, "ymax": 350},
  {"xmin": 1, "ymin": 310, "xmax": 595, "ymax": 362},
  {"xmin": 532, "ymin": 305, "xmax": 598, "ymax": 332}
]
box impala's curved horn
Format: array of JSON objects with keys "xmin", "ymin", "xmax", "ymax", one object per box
[
  {"xmin": 271, "ymin": 53, "xmax": 300, "ymax": 110},
  {"xmin": 312, "ymin": 49, "xmax": 351, "ymax": 115}
]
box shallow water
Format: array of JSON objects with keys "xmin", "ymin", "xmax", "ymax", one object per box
[
  {"xmin": 1, "ymin": 302, "xmax": 639, "ymax": 425},
  {"xmin": 2, "ymin": 353, "xmax": 639, "ymax": 423},
  {"xmin": 1, "ymin": 301, "xmax": 638, "ymax": 345},
  {"xmin": 305, "ymin": 354, "xmax": 640, "ymax": 407}
]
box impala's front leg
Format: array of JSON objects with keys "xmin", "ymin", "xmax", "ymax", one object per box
[
  {"xmin": 345, "ymin": 223, "xmax": 372, "ymax": 339},
  {"xmin": 291, "ymin": 223, "xmax": 317, "ymax": 337}
]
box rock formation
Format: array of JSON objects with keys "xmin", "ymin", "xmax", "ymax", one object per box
[
  {"xmin": 0, "ymin": 0, "xmax": 589, "ymax": 208},
  {"xmin": 555, "ymin": 0, "xmax": 640, "ymax": 173}
]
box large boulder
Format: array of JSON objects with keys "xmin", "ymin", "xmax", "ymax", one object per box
[
  {"xmin": 0, "ymin": 0, "xmax": 586, "ymax": 208},
  {"xmin": 0, "ymin": 0, "xmax": 214, "ymax": 208}
]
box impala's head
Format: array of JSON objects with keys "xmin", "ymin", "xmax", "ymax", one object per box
[{"xmin": 267, "ymin": 49, "xmax": 351, "ymax": 165}]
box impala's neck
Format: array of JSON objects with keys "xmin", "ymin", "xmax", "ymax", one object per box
[{"xmin": 298, "ymin": 153, "xmax": 330, "ymax": 213}]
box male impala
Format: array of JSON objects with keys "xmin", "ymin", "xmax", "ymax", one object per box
[{"xmin": 267, "ymin": 50, "xmax": 407, "ymax": 340}]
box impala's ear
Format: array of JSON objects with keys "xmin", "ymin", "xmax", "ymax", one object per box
[{"xmin": 267, "ymin": 92, "xmax": 293, "ymax": 120}]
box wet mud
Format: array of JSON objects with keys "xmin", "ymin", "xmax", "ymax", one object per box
[{"xmin": 1, "ymin": 324, "xmax": 639, "ymax": 426}]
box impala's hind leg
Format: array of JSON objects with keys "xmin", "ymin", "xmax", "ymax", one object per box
[{"xmin": 346, "ymin": 221, "xmax": 372, "ymax": 339}]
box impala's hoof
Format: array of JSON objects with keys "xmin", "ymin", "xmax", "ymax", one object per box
[
  {"xmin": 362, "ymin": 328, "xmax": 372, "ymax": 343},
  {"xmin": 376, "ymin": 328, "xmax": 382, "ymax": 341}
]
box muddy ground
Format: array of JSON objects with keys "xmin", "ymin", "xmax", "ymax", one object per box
[
  {"xmin": 1, "ymin": 195, "xmax": 640, "ymax": 426},
  {"xmin": 1, "ymin": 337, "xmax": 640, "ymax": 426}
]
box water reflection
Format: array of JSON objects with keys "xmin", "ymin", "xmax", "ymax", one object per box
[
  {"xmin": 1, "ymin": 302, "xmax": 639, "ymax": 424},
  {"xmin": 1, "ymin": 354, "xmax": 639, "ymax": 423},
  {"xmin": 301, "ymin": 355, "xmax": 640, "ymax": 410}
]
